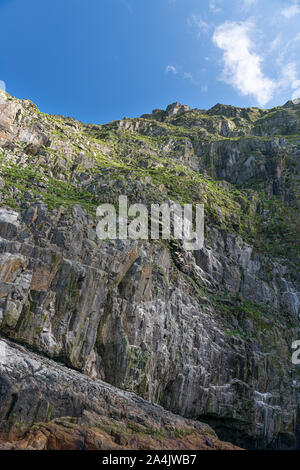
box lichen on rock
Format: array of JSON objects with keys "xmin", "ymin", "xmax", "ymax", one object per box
[{"xmin": 0, "ymin": 93, "xmax": 299, "ymax": 449}]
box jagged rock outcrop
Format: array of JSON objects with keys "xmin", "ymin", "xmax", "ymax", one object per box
[{"xmin": 0, "ymin": 89, "xmax": 299, "ymax": 449}]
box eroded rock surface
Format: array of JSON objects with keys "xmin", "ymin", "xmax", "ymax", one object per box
[
  {"xmin": 0, "ymin": 337, "xmax": 240, "ymax": 450},
  {"xmin": 0, "ymin": 91, "xmax": 299, "ymax": 449}
]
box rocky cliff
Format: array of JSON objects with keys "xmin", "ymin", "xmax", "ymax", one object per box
[{"xmin": 0, "ymin": 91, "xmax": 299, "ymax": 449}]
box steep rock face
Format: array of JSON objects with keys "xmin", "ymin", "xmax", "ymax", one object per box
[{"xmin": 0, "ymin": 90, "xmax": 299, "ymax": 449}]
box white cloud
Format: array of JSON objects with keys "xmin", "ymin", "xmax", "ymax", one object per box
[
  {"xmin": 183, "ymin": 72, "xmax": 193, "ymax": 80},
  {"xmin": 242, "ymin": 0, "xmax": 256, "ymax": 6},
  {"xmin": 275, "ymin": 33, "xmax": 300, "ymax": 100},
  {"xmin": 239, "ymin": 0, "xmax": 257, "ymax": 13},
  {"xmin": 209, "ymin": 0, "xmax": 222, "ymax": 13},
  {"xmin": 183, "ymin": 72, "xmax": 199, "ymax": 85},
  {"xmin": 187, "ymin": 14, "xmax": 209, "ymax": 35},
  {"xmin": 282, "ymin": 1, "xmax": 300, "ymax": 19},
  {"xmin": 281, "ymin": 62, "xmax": 298, "ymax": 85},
  {"xmin": 269, "ymin": 34, "xmax": 281, "ymax": 53},
  {"xmin": 292, "ymin": 88, "xmax": 300, "ymax": 99},
  {"xmin": 280, "ymin": 62, "xmax": 300, "ymax": 100},
  {"xmin": 213, "ymin": 21, "xmax": 275, "ymax": 106},
  {"xmin": 165, "ymin": 65, "xmax": 177, "ymax": 75},
  {"xmin": 277, "ymin": 32, "xmax": 300, "ymax": 62},
  {"xmin": 0, "ymin": 80, "xmax": 6, "ymax": 92},
  {"xmin": 165, "ymin": 66, "xmax": 198, "ymax": 84}
]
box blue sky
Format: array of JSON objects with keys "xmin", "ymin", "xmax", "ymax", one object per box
[{"xmin": 0, "ymin": 0, "xmax": 299, "ymax": 123}]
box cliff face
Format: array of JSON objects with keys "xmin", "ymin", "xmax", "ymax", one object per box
[{"xmin": 0, "ymin": 91, "xmax": 299, "ymax": 449}]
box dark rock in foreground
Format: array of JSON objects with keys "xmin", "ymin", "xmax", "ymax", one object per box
[{"xmin": 0, "ymin": 337, "xmax": 239, "ymax": 450}]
